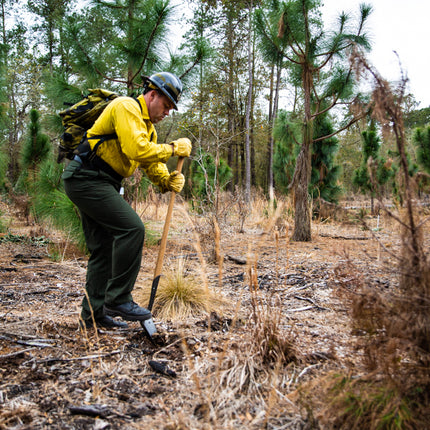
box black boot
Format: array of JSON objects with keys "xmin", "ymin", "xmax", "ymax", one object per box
[{"xmin": 104, "ymin": 301, "xmax": 152, "ymax": 321}]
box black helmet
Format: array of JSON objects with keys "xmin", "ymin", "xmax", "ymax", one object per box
[{"xmin": 145, "ymin": 72, "xmax": 182, "ymax": 110}]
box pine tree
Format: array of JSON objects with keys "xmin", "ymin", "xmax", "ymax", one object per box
[
  {"xmin": 26, "ymin": 0, "xmax": 71, "ymax": 73},
  {"xmin": 52, "ymin": 0, "xmax": 200, "ymax": 95},
  {"xmin": 413, "ymin": 126, "xmax": 430, "ymax": 174},
  {"xmin": 411, "ymin": 125, "xmax": 430, "ymax": 196},
  {"xmin": 405, "ymin": 107, "xmax": 430, "ymax": 130},
  {"xmin": 272, "ymin": 110, "xmax": 300, "ymax": 194},
  {"xmin": 255, "ymin": 0, "xmax": 372, "ymax": 241},
  {"xmin": 273, "ymin": 110, "xmax": 342, "ymax": 207},
  {"xmin": 20, "ymin": 109, "xmax": 51, "ymax": 192},
  {"xmin": 311, "ymin": 113, "xmax": 342, "ymax": 207},
  {"xmin": 255, "ymin": 0, "xmax": 287, "ymax": 199},
  {"xmin": 2, "ymin": 15, "xmax": 42, "ymax": 186},
  {"xmin": 353, "ymin": 122, "xmax": 395, "ymax": 213},
  {"xmin": 32, "ymin": 157, "xmax": 87, "ymax": 251},
  {"xmin": 21, "ymin": 110, "xmax": 51, "ymax": 168}
]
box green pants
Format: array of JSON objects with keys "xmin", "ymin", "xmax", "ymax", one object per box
[{"xmin": 63, "ymin": 160, "xmax": 145, "ymax": 320}]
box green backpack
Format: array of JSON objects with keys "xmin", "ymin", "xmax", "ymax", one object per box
[{"xmin": 57, "ymin": 88, "xmax": 119, "ymax": 163}]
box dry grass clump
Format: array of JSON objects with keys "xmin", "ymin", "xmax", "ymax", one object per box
[
  {"xmin": 248, "ymin": 286, "xmax": 301, "ymax": 367},
  {"xmin": 308, "ymin": 372, "xmax": 426, "ymax": 430},
  {"xmin": 217, "ymin": 306, "xmax": 300, "ymax": 393},
  {"xmin": 190, "ymin": 301, "xmax": 302, "ymax": 428},
  {"xmin": 136, "ymin": 258, "xmax": 225, "ymax": 321}
]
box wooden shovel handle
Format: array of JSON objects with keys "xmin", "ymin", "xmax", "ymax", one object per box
[{"xmin": 153, "ymin": 157, "xmax": 185, "ymax": 279}]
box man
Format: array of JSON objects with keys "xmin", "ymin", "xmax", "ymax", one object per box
[{"xmin": 62, "ymin": 72, "xmax": 192, "ymax": 329}]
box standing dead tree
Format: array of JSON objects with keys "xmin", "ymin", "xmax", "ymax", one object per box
[
  {"xmin": 313, "ymin": 51, "xmax": 430, "ymax": 430},
  {"xmin": 324, "ymin": 50, "xmax": 430, "ymax": 429},
  {"xmin": 352, "ymin": 46, "xmax": 430, "ymax": 355}
]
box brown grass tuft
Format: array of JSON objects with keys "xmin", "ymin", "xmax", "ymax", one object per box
[
  {"xmin": 137, "ymin": 258, "xmax": 225, "ymax": 322},
  {"xmin": 305, "ymin": 371, "xmax": 430, "ymax": 430},
  {"xmin": 249, "ymin": 287, "xmax": 301, "ymax": 368}
]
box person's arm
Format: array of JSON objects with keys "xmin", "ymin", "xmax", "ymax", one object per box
[{"xmin": 112, "ymin": 99, "xmax": 173, "ymax": 164}]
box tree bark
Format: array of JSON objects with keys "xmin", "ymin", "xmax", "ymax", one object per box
[
  {"xmin": 292, "ymin": 62, "xmax": 313, "ymax": 241},
  {"xmin": 244, "ymin": 0, "xmax": 253, "ymax": 204},
  {"xmin": 267, "ymin": 65, "xmax": 274, "ymax": 197},
  {"xmin": 292, "ymin": 137, "xmax": 312, "ymax": 241}
]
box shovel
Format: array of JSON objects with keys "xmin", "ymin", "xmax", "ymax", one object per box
[{"xmin": 141, "ymin": 157, "xmax": 185, "ymax": 338}]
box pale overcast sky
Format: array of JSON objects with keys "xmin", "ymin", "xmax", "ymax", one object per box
[
  {"xmin": 172, "ymin": 0, "xmax": 430, "ymax": 109},
  {"xmin": 321, "ymin": 0, "xmax": 430, "ymax": 108},
  {"xmin": 12, "ymin": 0, "xmax": 429, "ymax": 108}
]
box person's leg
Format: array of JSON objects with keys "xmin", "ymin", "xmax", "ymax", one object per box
[
  {"xmin": 80, "ymin": 212, "xmax": 113, "ymax": 320},
  {"xmin": 105, "ymin": 215, "xmax": 145, "ymax": 305},
  {"xmin": 64, "ymin": 170, "xmax": 145, "ymax": 314}
]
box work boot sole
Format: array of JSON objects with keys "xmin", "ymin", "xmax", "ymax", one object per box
[{"xmin": 103, "ymin": 305, "xmax": 152, "ymax": 322}]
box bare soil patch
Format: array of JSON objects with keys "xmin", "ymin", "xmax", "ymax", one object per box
[{"xmin": 0, "ymin": 201, "xmax": 402, "ymax": 429}]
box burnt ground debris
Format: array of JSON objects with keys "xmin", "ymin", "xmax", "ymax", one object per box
[{"xmin": 0, "ymin": 211, "xmax": 403, "ymax": 429}]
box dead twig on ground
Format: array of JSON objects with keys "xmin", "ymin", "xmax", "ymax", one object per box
[
  {"xmin": 0, "ymin": 348, "xmax": 35, "ymax": 361},
  {"xmin": 35, "ymin": 350, "xmax": 122, "ymax": 364}
]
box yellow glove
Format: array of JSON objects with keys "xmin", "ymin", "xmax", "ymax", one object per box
[
  {"xmin": 163, "ymin": 170, "xmax": 185, "ymax": 193},
  {"xmin": 171, "ymin": 138, "xmax": 192, "ymax": 157}
]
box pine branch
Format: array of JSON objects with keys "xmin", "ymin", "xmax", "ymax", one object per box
[
  {"xmin": 74, "ymin": 37, "xmax": 127, "ymax": 85},
  {"xmin": 132, "ymin": 3, "xmax": 170, "ymax": 82}
]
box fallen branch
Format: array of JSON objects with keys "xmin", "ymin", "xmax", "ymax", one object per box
[
  {"xmin": 0, "ymin": 334, "xmax": 56, "ymax": 348},
  {"xmin": 287, "ymin": 304, "xmax": 331, "ymax": 312},
  {"xmin": 286, "ymin": 306, "xmax": 314, "ymax": 312},
  {"xmin": 0, "ymin": 347, "xmax": 35, "ymax": 361},
  {"xmin": 37, "ymin": 350, "xmax": 122, "ymax": 364},
  {"xmin": 0, "ymin": 331, "xmax": 39, "ymax": 339},
  {"xmin": 294, "ymin": 295, "xmax": 316, "ymax": 305},
  {"xmin": 69, "ymin": 405, "xmax": 109, "ymax": 418},
  {"xmin": 318, "ymin": 233, "xmax": 369, "ymax": 240},
  {"xmin": 69, "ymin": 404, "xmax": 131, "ymax": 419},
  {"xmin": 225, "ymin": 254, "xmax": 247, "ymax": 265},
  {"xmin": 16, "ymin": 339, "xmax": 55, "ymax": 348}
]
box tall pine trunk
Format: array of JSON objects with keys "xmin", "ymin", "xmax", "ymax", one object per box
[
  {"xmin": 244, "ymin": 0, "xmax": 253, "ymax": 203},
  {"xmin": 292, "ymin": 63, "xmax": 313, "ymax": 241}
]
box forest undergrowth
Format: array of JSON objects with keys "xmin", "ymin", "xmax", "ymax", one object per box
[
  {"xmin": 1, "ymin": 183, "xmax": 429, "ymax": 429},
  {"xmin": 299, "ymin": 51, "xmax": 430, "ymax": 430}
]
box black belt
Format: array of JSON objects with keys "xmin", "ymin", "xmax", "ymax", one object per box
[{"xmin": 74, "ymin": 154, "xmax": 124, "ymax": 183}]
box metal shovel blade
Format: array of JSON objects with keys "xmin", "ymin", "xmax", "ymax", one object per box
[
  {"xmin": 141, "ymin": 317, "xmax": 157, "ymax": 337},
  {"xmin": 140, "ymin": 275, "xmax": 161, "ymax": 339}
]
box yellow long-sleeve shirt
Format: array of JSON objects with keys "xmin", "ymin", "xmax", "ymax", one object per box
[{"xmin": 86, "ymin": 95, "xmax": 173, "ymax": 187}]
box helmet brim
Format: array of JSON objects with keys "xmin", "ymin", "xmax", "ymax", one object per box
[{"xmin": 146, "ymin": 72, "xmax": 182, "ymax": 111}]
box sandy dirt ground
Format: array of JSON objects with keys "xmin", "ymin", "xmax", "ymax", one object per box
[{"xmin": 0, "ymin": 199, "xmax": 404, "ymax": 429}]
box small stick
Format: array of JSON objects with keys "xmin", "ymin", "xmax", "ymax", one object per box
[
  {"xmin": 0, "ymin": 348, "xmax": 35, "ymax": 361},
  {"xmin": 36, "ymin": 350, "xmax": 121, "ymax": 364}
]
